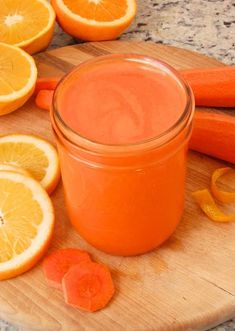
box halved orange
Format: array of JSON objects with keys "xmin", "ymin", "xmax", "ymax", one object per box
[
  {"xmin": 0, "ymin": 134, "xmax": 60, "ymax": 194},
  {"xmin": 0, "ymin": 171, "xmax": 54, "ymax": 280},
  {"xmin": 51, "ymin": 0, "xmax": 137, "ymax": 41},
  {"xmin": 0, "ymin": 43, "xmax": 37, "ymax": 115},
  {"xmin": 0, "ymin": 0, "xmax": 56, "ymax": 54}
]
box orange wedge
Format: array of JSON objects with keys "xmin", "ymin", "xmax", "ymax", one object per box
[
  {"xmin": 0, "ymin": 135, "xmax": 60, "ymax": 194},
  {"xmin": 51, "ymin": 0, "xmax": 137, "ymax": 41},
  {"xmin": 0, "ymin": 0, "xmax": 56, "ymax": 54},
  {"xmin": 0, "ymin": 171, "xmax": 54, "ymax": 280},
  {"xmin": 0, "ymin": 43, "xmax": 37, "ymax": 115}
]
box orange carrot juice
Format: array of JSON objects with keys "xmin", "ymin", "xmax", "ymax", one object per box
[{"xmin": 52, "ymin": 54, "xmax": 194, "ymax": 256}]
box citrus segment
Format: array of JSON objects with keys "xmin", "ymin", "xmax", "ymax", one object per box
[
  {"xmin": 0, "ymin": 171, "xmax": 54, "ymax": 280},
  {"xmin": 0, "ymin": 43, "xmax": 37, "ymax": 115},
  {"xmin": 0, "ymin": 135, "xmax": 60, "ymax": 194},
  {"xmin": 0, "ymin": 0, "xmax": 56, "ymax": 54},
  {"xmin": 51, "ymin": 0, "xmax": 137, "ymax": 41}
]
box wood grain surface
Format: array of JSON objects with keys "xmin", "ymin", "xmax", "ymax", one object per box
[{"xmin": 0, "ymin": 41, "xmax": 235, "ymax": 331}]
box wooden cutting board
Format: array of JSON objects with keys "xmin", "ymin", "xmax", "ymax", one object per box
[{"xmin": 0, "ymin": 41, "xmax": 235, "ymax": 331}]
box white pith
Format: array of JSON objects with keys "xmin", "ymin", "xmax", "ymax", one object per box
[{"xmin": 4, "ymin": 14, "xmax": 23, "ymax": 27}]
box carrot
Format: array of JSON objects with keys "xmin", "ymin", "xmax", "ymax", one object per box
[
  {"xmin": 35, "ymin": 77, "xmax": 61, "ymax": 94},
  {"xmin": 43, "ymin": 248, "xmax": 91, "ymax": 290},
  {"xmin": 35, "ymin": 90, "xmax": 54, "ymax": 111},
  {"xmin": 181, "ymin": 66, "xmax": 235, "ymax": 107},
  {"xmin": 62, "ymin": 261, "xmax": 115, "ymax": 312},
  {"xmin": 189, "ymin": 111, "xmax": 235, "ymax": 164}
]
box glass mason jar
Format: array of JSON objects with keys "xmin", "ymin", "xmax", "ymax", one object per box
[{"xmin": 51, "ymin": 54, "xmax": 194, "ymax": 256}]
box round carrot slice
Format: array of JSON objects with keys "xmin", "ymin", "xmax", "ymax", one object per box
[
  {"xmin": 62, "ymin": 261, "xmax": 115, "ymax": 312},
  {"xmin": 35, "ymin": 90, "xmax": 54, "ymax": 111},
  {"xmin": 211, "ymin": 167, "xmax": 235, "ymax": 203},
  {"xmin": 43, "ymin": 248, "xmax": 91, "ymax": 290}
]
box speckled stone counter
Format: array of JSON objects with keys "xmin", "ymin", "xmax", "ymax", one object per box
[{"xmin": 1, "ymin": 0, "xmax": 234, "ymax": 330}]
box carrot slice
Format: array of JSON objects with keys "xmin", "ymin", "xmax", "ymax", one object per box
[
  {"xmin": 211, "ymin": 167, "xmax": 235, "ymax": 203},
  {"xmin": 189, "ymin": 111, "xmax": 235, "ymax": 164},
  {"xmin": 192, "ymin": 189, "xmax": 235, "ymax": 222},
  {"xmin": 35, "ymin": 90, "xmax": 54, "ymax": 111},
  {"xmin": 62, "ymin": 261, "xmax": 115, "ymax": 312},
  {"xmin": 181, "ymin": 66, "xmax": 235, "ymax": 107},
  {"xmin": 35, "ymin": 77, "xmax": 61, "ymax": 94},
  {"xmin": 43, "ymin": 248, "xmax": 91, "ymax": 290}
]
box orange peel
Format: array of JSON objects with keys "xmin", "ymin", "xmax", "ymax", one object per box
[
  {"xmin": 192, "ymin": 189, "xmax": 235, "ymax": 222},
  {"xmin": 211, "ymin": 167, "xmax": 235, "ymax": 203}
]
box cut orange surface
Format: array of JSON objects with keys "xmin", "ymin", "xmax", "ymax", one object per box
[
  {"xmin": 0, "ymin": 171, "xmax": 54, "ymax": 280},
  {"xmin": 0, "ymin": 0, "xmax": 56, "ymax": 54},
  {"xmin": 0, "ymin": 43, "xmax": 37, "ymax": 115},
  {"xmin": 0, "ymin": 135, "xmax": 60, "ymax": 194},
  {"xmin": 51, "ymin": 0, "xmax": 137, "ymax": 41}
]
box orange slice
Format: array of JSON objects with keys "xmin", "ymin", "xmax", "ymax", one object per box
[
  {"xmin": 211, "ymin": 167, "xmax": 235, "ymax": 203},
  {"xmin": 0, "ymin": 135, "xmax": 60, "ymax": 194},
  {"xmin": 0, "ymin": 43, "xmax": 37, "ymax": 115},
  {"xmin": 0, "ymin": 0, "xmax": 56, "ymax": 54},
  {"xmin": 51, "ymin": 0, "xmax": 137, "ymax": 41},
  {"xmin": 0, "ymin": 171, "xmax": 54, "ymax": 280}
]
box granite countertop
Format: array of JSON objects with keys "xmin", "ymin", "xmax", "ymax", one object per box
[{"xmin": 1, "ymin": 0, "xmax": 235, "ymax": 330}]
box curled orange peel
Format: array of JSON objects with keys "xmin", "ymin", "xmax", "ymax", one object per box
[
  {"xmin": 211, "ymin": 167, "xmax": 235, "ymax": 203},
  {"xmin": 192, "ymin": 189, "xmax": 235, "ymax": 222}
]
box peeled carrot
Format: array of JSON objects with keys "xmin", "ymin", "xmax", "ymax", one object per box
[
  {"xmin": 35, "ymin": 77, "xmax": 61, "ymax": 94},
  {"xmin": 62, "ymin": 261, "xmax": 115, "ymax": 312},
  {"xmin": 35, "ymin": 90, "xmax": 54, "ymax": 111},
  {"xmin": 190, "ymin": 111, "xmax": 235, "ymax": 164},
  {"xmin": 35, "ymin": 67, "xmax": 235, "ymax": 108},
  {"xmin": 43, "ymin": 248, "xmax": 91, "ymax": 290},
  {"xmin": 181, "ymin": 66, "xmax": 235, "ymax": 107}
]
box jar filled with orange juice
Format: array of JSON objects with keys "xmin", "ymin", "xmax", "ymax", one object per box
[{"xmin": 51, "ymin": 54, "xmax": 194, "ymax": 256}]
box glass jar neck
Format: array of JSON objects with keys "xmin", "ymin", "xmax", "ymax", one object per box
[{"xmin": 51, "ymin": 54, "xmax": 195, "ymax": 160}]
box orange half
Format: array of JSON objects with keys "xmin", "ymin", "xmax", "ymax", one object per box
[
  {"xmin": 51, "ymin": 0, "xmax": 137, "ymax": 41},
  {"xmin": 0, "ymin": 0, "xmax": 55, "ymax": 54}
]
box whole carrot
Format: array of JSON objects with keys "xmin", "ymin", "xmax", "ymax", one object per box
[
  {"xmin": 190, "ymin": 111, "xmax": 235, "ymax": 164},
  {"xmin": 181, "ymin": 66, "xmax": 235, "ymax": 107},
  {"xmin": 35, "ymin": 67, "xmax": 235, "ymax": 108}
]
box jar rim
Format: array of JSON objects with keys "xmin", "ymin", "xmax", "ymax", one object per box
[{"xmin": 52, "ymin": 53, "xmax": 194, "ymax": 155}]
